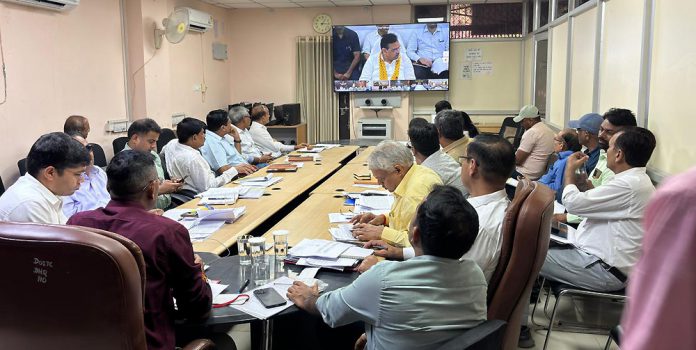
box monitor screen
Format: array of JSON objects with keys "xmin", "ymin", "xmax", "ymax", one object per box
[{"xmin": 332, "ymin": 23, "xmax": 450, "ymax": 92}]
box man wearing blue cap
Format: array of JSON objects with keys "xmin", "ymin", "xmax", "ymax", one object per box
[{"xmin": 569, "ymin": 113, "xmax": 603, "ymax": 174}]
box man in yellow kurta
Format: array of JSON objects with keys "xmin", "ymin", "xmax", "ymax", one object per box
[{"xmin": 351, "ymin": 140, "xmax": 442, "ymax": 247}]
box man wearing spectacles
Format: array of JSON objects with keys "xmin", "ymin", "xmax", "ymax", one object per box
[
  {"xmin": 0, "ymin": 132, "xmax": 90, "ymax": 224},
  {"xmin": 62, "ymin": 133, "xmax": 110, "ymax": 219},
  {"xmin": 288, "ymin": 185, "xmax": 487, "ymax": 350},
  {"xmin": 68, "ymin": 150, "xmax": 212, "ymax": 350},
  {"xmin": 569, "ymin": 113, "xmax": 603, "ymax": 174}
]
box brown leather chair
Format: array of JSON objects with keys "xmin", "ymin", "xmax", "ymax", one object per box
[
  {"xmin": 0, "ymin": 222, "xmax": 214, "ymax": 350},
  {"xmin": 486, "ymin": 179, "xmax": 554, "ymax": 350}
]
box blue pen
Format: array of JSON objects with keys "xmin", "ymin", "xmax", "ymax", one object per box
[{"xmin": 203, "ymin": 204, "xmax": 215, "ymax": 210}]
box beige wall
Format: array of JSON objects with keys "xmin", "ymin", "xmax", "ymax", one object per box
[
  {"xmin": 0, "ymin": 1, "xmax": 127, "ymax": 185},
  {"xmin": 548, "ymin": 21, "xmax": 567, "ymax": 128}
]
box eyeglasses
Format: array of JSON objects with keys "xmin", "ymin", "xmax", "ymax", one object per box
[{"xmin": 139, "ymin": 178, "xmax": 162, "ymax": 193}]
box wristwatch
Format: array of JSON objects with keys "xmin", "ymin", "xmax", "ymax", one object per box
[{"xmin": 234, "ymin": 139, "xmax": 241, "ymax": 143}]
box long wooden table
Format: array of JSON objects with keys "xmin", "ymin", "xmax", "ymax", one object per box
[
  {"xmin": 182, "ymin": 146, "xmax": 358, "ymax": 254},
  {"xmin": 346, "ymin": 146, "xmax": 374, "ymax": 165},
  {"xmin": 261, "ymin": 193, "xmax": 349, "ymax": 246},
  {"xmin": 310, "ymin": 162, "xmax": 375, "ymax": 195}
]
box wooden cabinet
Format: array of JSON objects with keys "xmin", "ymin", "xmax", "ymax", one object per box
[{"xmin": 266, "ymin": 123, "xmax": 307, "ymax": 145}]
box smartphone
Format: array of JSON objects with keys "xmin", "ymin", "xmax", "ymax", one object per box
[
  {"xmin": 253, "ymin": 287, "xmax": 287, "ymax": 308},
  {"xmin": 176, "ymin": 175, "xmax": 189, "ymax": 183}
]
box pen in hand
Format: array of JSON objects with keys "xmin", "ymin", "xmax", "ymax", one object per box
[{"xmin": 238, "ymin": 279, "xmax": 250, "ymax": 293}]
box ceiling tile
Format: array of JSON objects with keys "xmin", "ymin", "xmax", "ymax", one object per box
[
  {"xmin": 295, "ymin": 2, "xmax": 337, "ymax": 7},
  {"xmin": 260, "ymin": 2, "xmax": 302, "ymax": 7}
]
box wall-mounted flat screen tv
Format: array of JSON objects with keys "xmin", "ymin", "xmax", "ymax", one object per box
[{"xmin": 332, "ymin": 23, "xmax": 450, "ymax": 92}]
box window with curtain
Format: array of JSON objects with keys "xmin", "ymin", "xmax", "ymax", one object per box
[{"xmin": 296, "ymin": 36, "xmax": 339, "ymax": 143}]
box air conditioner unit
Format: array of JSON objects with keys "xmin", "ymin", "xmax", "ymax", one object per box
[
  {"xmin": 180, "ymin": 7, "xmax": 213, "ymax": 33},
  {"xmin": 0, "ymin": 0, "xmax": 79, "ymax": 11}
]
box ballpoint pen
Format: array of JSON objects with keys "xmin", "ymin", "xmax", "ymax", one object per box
[{"xmin": 238, "ymin": 279, "xmax": 250, "ymax": 293}]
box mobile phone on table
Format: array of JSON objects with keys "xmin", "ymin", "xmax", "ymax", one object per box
[{"xmin": 253, "ymin": 288, "xmax": 287, "ymax": 308}]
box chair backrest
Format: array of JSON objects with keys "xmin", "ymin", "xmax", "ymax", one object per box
[
  {"xmin": 0, "ymin": 222, "xmax": 148, "ymax": 349},
  {"xmin": 436, "ymin": 320, "xmax": 507, "ymax": 350},
  {"xmin": 112, "ymin": 136, "xmax": 130, "ymax": 154},
  {"xmin": 498, "ymin": 117, "xmax": 524, "ymax": 149},
  {"xmin": 487, "ymin": 179, "xmax": 554, "ymax": 350},
  {"xmin": 0, "ymin": 176, "xmax": 5, "ymax": 196},
  {"xmin": 18, "ymin": 158, "xmax": 27, "ymax": 176},
  {"xmin": 159, "ymin": 151, "xmax": 171, "ymax": 180},
  {"xmin": 89, "ymin": 143, "xmax": 108, "ymax": 168},
  {"xmin": 157, "ymin": 128, "xmax": 176, "ymax": 153}
]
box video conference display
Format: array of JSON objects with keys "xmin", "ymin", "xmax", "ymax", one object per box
[{"xmin": 332, "ymin": 23, "xmax": 450, "ymax": 92}]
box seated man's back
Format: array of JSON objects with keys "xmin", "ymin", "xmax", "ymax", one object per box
[{"xmin": 68, "ymin": 150, "xmax": 212, "ymax": 350}]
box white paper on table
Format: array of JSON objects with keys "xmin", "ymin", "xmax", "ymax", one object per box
[
  {"xmin": 329, "ymin": 224, "xmax": 356, "ymax": 242},
  {"xmin": 288, "ymin": 239, "xmax": 351, "ymax": 259},
  {"xmin": 356, "ymin": 195, "xmax": 394, "ymax": 210},
  {"xmin": 239, "ymin": 186, "xmax": 266, "ymax": 199},
  {"xmin": 290, "ymin": 162, "xmax": 305, "ymax": 168},
  {"xmin": 214, "ymin": 294, "xmax": 249, "ymax": 306},
  {"xmin": 314, "ymin": 144, "xmax": 340, "ymax": 149},
  {"xmin": 231, "ymin": 276, "xmax": 295, "ymax": 320},
  {"xmin": 352, "ymin": 205, "xmax": 390, "ymax": 216},
  {"xmin": 189, "ymin": 220, "xmax": 226, "ymax": 239},
  {"xmin": 353, "ymin": 184, "xmax": 382, "ymax": 189},
  {"xmin": 236, "ymin": 176, "xmax": 283, "ymax": 188},
  {"xmin": 341, "ymin": 246, "xmax": 373, "ymax": 259},
  {"xmin": 208, "ymin": 282, "xmax": 229, "ymax": 299},
  {"xmin": 196, "ymin": 187, "xmax": 241, "ymax": 198},
  {"xmin": 198, "ymin": 195, "xmax": 238, "ymax": 205},
  {"xmin": 553, "ymin": 201, "xmax": 566, "ymax": 214},
  {"xmin": 299, "ymin": 267, "xmax": 320, "ymax": 279},
  {"xmin": 303, "ymin": 257, "xmax": 358, "ymax": 267},
  {"xmin": 328, "ymin": 213, "xmax": 354, "ymax": 223},
  {"xmin": 296, "ymin": 147, "xmax": 326, "ymax": 153},
  {"xmin": 197, "ymin": 207, "xmax": 246, "ymax": 222}
]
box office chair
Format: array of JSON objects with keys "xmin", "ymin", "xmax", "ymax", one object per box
[
  {"xmin": 486, "ymin": 179, "xmax": 554, "ymax": 350},
  {"xmin": 89, "ymin": 143, "xmax": 108, "ymax": 168},
  {"xmin": 158, "ymin": 128, "xmax": 177, "ymax": 153},
  {"xmin": 112, "ymin": 136, "xmax": 129, "ymax": 154},
  {"xmin": 0, "ymin": 221, "xmax": 214, "ymax": 350},
  {"xmin": 436, "ymin": 320, "xmax": 507, "ymax": 350},
  {"xmin": 0, "ymin": 176, "xmax": 5, "ymax": 196},
  {"xmin": 159, "ymin": 151, "xmax": 195, "ymax": 206},
  {"xmin": 17, "ymin": 158, "xmax": 27, "ymax": 176},
  {"xmin": 498, "ymin": 117, "xmax": 524, "ymax": 149}
]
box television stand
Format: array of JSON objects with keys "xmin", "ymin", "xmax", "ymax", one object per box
[{"xmin": 266, "ymin": 123, "xmax": 307, "ymax": 145}]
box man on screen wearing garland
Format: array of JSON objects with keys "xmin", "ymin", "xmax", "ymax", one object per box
[{"xmin": 359, "ymin": 33, "xmax": 415, "ymax": 83}]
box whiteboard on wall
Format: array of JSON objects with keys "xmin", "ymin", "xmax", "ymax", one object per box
[{"xmin": 448, "ymin": 41, "xmax": 523, "ymax": 112}]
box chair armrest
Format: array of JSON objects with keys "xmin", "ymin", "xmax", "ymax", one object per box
[
  {"xmin": 182, "ymin": 339, "xmax": 215, "ymax": 350},
  {"xmin": 436, "ymin": 319, "xmax": 507, "ymax": 350}
]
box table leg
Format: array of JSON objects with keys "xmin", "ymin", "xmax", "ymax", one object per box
[{"xmin": 261, "ymin": 319, "xmax": 274, "ymax": 350}]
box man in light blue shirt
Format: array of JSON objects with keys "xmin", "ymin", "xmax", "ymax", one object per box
[
  {"xmin": 200, "ymin": 109, "xmax": 257, "ymax": 176},
  {"xmin": 62, "ymin": 134, "xmax": 110, "ymax": 219},
  {"xmin": 288, "ymin": 185, "xmax": 487, "ymax": 350},
  {"xmin": 407, "ymin": 23, "xmax": 450, "ymax": 79}
]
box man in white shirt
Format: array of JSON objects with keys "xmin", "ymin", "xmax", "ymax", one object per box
[
  {"xmin": 361, "ymin": 135, "xmax": 513, "ymax": 283},
  {"xmin": 228, "ymin": 105, "xmax": 272, "ymax": 166},
  {"xmin": 161, "ymin": 117, "xmax": 239, "ymax": 194},
  {"xmin": 359, "ymin": 33, "xmax": 415, "ymax": 82},
  {"xmin": 361, "ymin": 25, "xmax": 406, "ymax": 60},
  {"xmin": 62, "ymin": 134, "xmax": 110, "ymax": 219},
  {"xmin": 407, "ymin": 118, "xmax": 468, "ymax": 195},
  {"xmin": 248, "ymin": 104, "xmax": 307, "ymax": 157},
  {"xmin": 406, "ymin": 23, "xmax": 450, "ymax": 79},
  {"xmin": 542, "ymin": 127, "xmax": 657, "ymax": 291},
  {"xmin": 288, "ymin": 185, "xmax": 487, "ymax": 350},
  {"xmin": 200, "ymin": 109, "xmax": 257, "ymax": 176},
  {"xmin": 0, "ymin": 132, "xmax": 90, "ymax": 224}
]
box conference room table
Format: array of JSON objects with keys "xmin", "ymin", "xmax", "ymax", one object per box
[
  {"xmin": 310, "ymin": 162, "xmax": 376, "ymax": 195},
  {"xmin": 179, "ymin": 146, "xmax": 358, "ymax": 254},
  {"xmin": 346, "ymin": 146, "xmax": 374, "ymax": 165}
]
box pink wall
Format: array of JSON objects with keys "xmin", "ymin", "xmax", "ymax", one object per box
[
  {"xmin": 0, "ymin": 1, "xmax": 127, "ymax": 185},
  {"xmin": 227, "ymin": 5, "xmax": 411, "ymax": 104}
]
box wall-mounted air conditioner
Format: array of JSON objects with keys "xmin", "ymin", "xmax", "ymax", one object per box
[
  {"xmin": 180, "ymin": 7, "xmax": 213, "ymax": 33},
  {"xmin": 0, "ymin": 0, "xmax": 79, "ymax": 11}
]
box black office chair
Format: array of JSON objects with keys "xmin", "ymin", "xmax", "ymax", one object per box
[
  {"xmin": 436, "ymin": 320, "xmax": 507, "ymax": 350},
  {"xmin": 112, "ymin": 136, "xmax": 129, "ymax": 154},
  {"xmin": 0, "ymin": 176, "xmax": 5, "ymax": 197},
  {"xmin": 89, "ymin": 143, "xmax": 108, "ymax": 168},
  {"xmin": 157, "ymin": 128, "xmax": 176, "ymax": 153},
  {"xmin": 17, "ymin": 158, "xmax": 27, "ymax": 176},
  {"xmin": 158, "ymin": 151, "xmax": 194, "ymax": 206},
  {"xmin": 498, "ymin": 117, "xmax": 524, "ymax": 149}
]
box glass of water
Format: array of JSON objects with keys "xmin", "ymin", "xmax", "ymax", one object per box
[
  {"xmin": 273, "ymin": 230, "xmax": 289, "ymax": 260},
  {"xmin": 237, "ymin": 234, "xmax": 252, "ymax": 265},
  {"xmin": 248, "ymin": 237, "xmax": 269, "ymax": 285}
]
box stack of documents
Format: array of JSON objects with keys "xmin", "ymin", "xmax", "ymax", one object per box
[
  {"xmin": 354, "ymin": 192, "xmax": 394, "ymax": 216},
  {"xmin": 296, "ymin": 146, "xmax": 326, "ymax": 153},
  {"xmin": 196, "ymin": 187, "xmax": 239, "ymax": 205},
  {"xmin": 287, "ymin": 239, "xmax": 372, "ymax": 270},
  {"xmin": 328, "ymin": 212, "xmax": 354, "ymax": 223},
  {"xmin": 314, "ymin": 144, "xmax": 340, "ymax": 149},
  {"xmin": 163, "ymin": 207, "xmax": 246, "ymax": 241},
  {"xmin": 235, "ymin": 174, "xmax": 283, "ymax": 188},
  {"xmin": 329, "ymin": 224, "xmax": 357, "ymax": 242}
]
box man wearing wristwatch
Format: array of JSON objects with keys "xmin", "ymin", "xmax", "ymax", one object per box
[{"xmin": 200, "ymin": 109, "xmax": 257, "ymax": 176}]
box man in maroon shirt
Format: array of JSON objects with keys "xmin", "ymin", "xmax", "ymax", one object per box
[{"xmin": 68, "ymin": 150, "xmax": 212, "ymax": 350}]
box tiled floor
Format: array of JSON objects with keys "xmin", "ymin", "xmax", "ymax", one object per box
[{"xmin": 225, "ymin": 292, "xmax": 623, "ymax": 350}]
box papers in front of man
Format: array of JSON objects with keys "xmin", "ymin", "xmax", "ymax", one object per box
[
  {"xmin": 296, "ymin": 146, "xmax": 326, "ymax": 153},
  {"xmin": 235, "ymin": 174, "xmax": 283, "ymax": 187},
  {"xmin": 196, "ymin": 187, "xmax": 239, "ymax": 205},
  {"xmin": 163, "ymin": 207, "xmax": 247, "ymax": 241},
  {"xmin": 231, "ymin": 276, "xmax": 295, "ymax": 320},
  {"xmin": 287, "ymin": 239, "xmax": 373, "ymax": 270},
  {"xmin": 314, "ymin": 144, "xmax": 341, "ymax": 149},
  {"xmin": 328, "ymin": 212, "xmax": 354, "ymax": 223},
  {"xmin": 355, "ymin": 194, "xmax": 394, "ymax": 211},
  {"xmin": 329, "ymin": 224, "xmax": 357, "ymax": 242}
]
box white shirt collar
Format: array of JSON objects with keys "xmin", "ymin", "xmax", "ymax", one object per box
[
  {"xmin": 24, "ymin": 174, "xmax": 62, "ymax": 207},
  {"xmin": 467, "ymin": 189, "xmax": 508, "ymax": 208}
]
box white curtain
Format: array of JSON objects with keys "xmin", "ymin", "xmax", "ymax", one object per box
[{"xmin": 296, "ymin": 36, "xmax": 339, "ymax": 143}]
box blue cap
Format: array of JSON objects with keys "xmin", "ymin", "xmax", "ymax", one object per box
[{"xmin": 569, "ymin": 113, "xmax": 603, "ymax": 135}]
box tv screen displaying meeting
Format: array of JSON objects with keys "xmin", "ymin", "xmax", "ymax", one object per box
[{"xmin": 332, "ymin": 23, "xmax": 450, "ymax": 93}]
